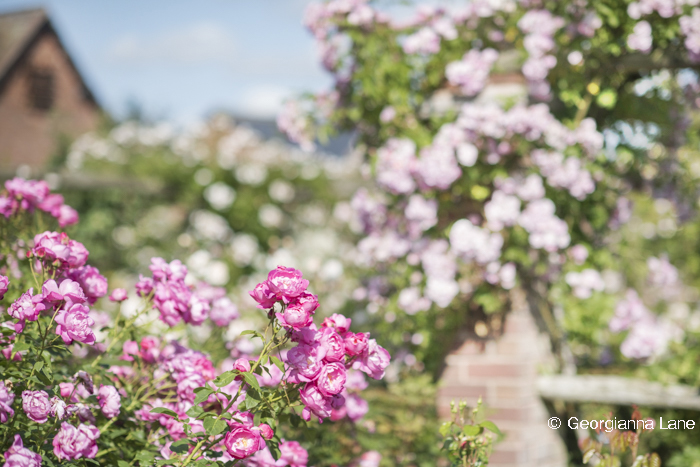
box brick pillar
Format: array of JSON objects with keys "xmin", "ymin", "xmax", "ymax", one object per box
[{"xmin": 437, "ymin": 302, "xmax": 567, "ymax": 467}]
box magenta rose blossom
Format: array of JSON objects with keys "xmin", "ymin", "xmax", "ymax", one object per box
[
  {"xmin": 299, "ymin": 383, "xmax": 333, "ymax": 422},
  {"xmin": 318, "ymin": 327, "xmax": 345, "ymax": 362},
  {"xmin": 286, "ymin": 344, "xmax": 326, "ymax": 382},
  {"xmin": 223, "ymin": 426, "xmax": 265, "ymax": 459},
  {"xmin": 42, "ymin": 279, "xmax": 87, "ymax": 305},
  {"xmin": 56, "ymin": 204, "xmax": 79, "ymax": 227},
  {"xmin": 21, "ymin": 390, "xmax": 50, "ymax": 423},
  {"xmin": 3, "ymin": 434, "xmax": 42, "ymax": 467},
  {"xmin": 0, "ymin": 380, "xmax": 15, "ymax": 423},
  {"xmin": 54, "ymin": 303, "xmax": 96, "ymax": 345},
  {"xmin": 135, "ymin": 275, "xmax": 154, "ymax": 297},
  {"xmin": 8, "ymin": 288, "xmax": 45, "ymax": 332},
  {"xmin": 257, "ymin": 423, "xmax": 274, "ymax": 440},
  {"xmin": 209, "ymin": 297, "xmax": 239, "ymax": 326},
  {"xmin": 67, "ymin": 266, "xmax": 108, "ymax": 304},
  {"xmin": 109, "ymin": 288, "xmax": 128, "ymax": 302},
  {"xmin": 50, "ymin": 396, "xmax": 67, "ymax": 419},
  {"xmin": 354, "ymin": 339, "xmax": 391, "ymax": 380},
  {"xmin": 316, "ymin": 362, "xmax": 347, "ymax": 397},
  {"xmin": 344, "ymin": 332, "xmax": 369, "ymax": 356},
  {"xmin": 322, "ymin": 313, "xmax": 352, "ymax": 334},
  {"xmin": 280, "ymin": 440, "xmax": 309, "ymax": 467},
  {"xmin": 266, "ymin": 266, "xmax": 309, "ymax": 301},
  {"xmin": 0, "ymin": 274, "xmax": 9, "ymax": 300},
  {"xmin": 234, "ymin": 357, "xmax": 252, "ymax": 373},
  {"xmin": 345, "ymin": 394, "xmax": 369, "ymax": 422},
  {"xmin": 97, "ymin": 385, "xmax": 121, "ymax": 419},
  {"xmin": 52, "ymin": 422, "xmax": 100, "ymax": 461},
  {"xmin": 32, "ymin": 231, "xmax": 88, "ymax": 269},
  {"xmin": 249, "ymin": 281, "xmax": 277, "ymax": 309},
  {"xmin": 279, "ymin": 440, "xmax": 309, "ymax": 467}
]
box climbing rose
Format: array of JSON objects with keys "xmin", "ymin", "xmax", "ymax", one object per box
[
  {"xmin": 279, "ymin": 440, "xmax": 309, "ymax": 467},
  {"xmin": 299, "ymin": 383, "xmax": 333, "ymax": 422},
  {"xmin": 0, "ymin": 381, "xmax": 15, "ymax": 422},
  {"xmin": 54, "ymin": 303, "xmax": 96, "ymax": 345},
  {"xmin": 233, "ymin": 358, "xmax": 251, "ymax": 373},
  {"xmin": 266, "ymin": 266, "xmax": 309, "ymax": 301},
  {"xmin": 52, "ymin": 422, "xmax": 100, "ymax": 461},
  {"xmin": 249, "ymin": 281, "xmax": 277, "ymax": 309},
  {"xmin": 344, "ymin": 332, "xmax": 369, "ymax": 356},
  {"xmin": 354, "ymin": 339, "xmax": 391, "ymax": 380},
  {"xmin": 97, "ymin": 385, "xmax": 121, "ymax": 419},
  {"xmin": 3, "ymin": 435, "xmax": 42, "ymax": 467},
  {"xmin": 67, "ymin": 266, "xmax": 108, "ymax": 304},
  {"xmin": 0, "ymin": 275, "xmax": 8, "ymax": 300},
  {"xmin": 257, "ymin": 423, "xmax": 274, "ymax": 440},
  {"xmin": 316, "ymin": 362, "xmax": 347, "ymax": 397},
  {"xmin": 109, "ymin": 288, "xmax": 128, "ymax": 302},
  {"xmin": 50, "ymin": 396, "xmax": 67, "ymax": 419},
  {"xmin": 223, "ymin": 425, "xmax": 265, "ymax": 459},
  {"xmin": 8, "ymin": 288, "xmax": 45, "ymax": 332},
  {"xmin": 21, "ymin": 390, "xmax": 51, "ymax": 424}
]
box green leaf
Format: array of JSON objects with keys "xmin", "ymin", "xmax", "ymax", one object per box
[
  {"xmin": 270, "ymin": 356, "xmax": 285, "ymax": 372},
  {"xmin": 240, "ymin": 330, "xmax": 264, "ymax": 339},
  {"xmin": 117, "ymin": 461, "xmax": 130, "ymax": 467},
  {"xmin": 171, "ymin": 439, "xmax": 191, "ymax": 454},
  {"xmin": 203, "ymin": 417, "xmax": 227, "ymax": 436},
  {"xmin": 243, "ymin": 372, "xmax": 260, "ymax": 390},
  {"xmin": 193, "ymin": 387, "xmax": 214, "ymax": 405},
  {"xmin": 439, "ymin": 422, "xmax": 453, "ymax": 437},
  {"xmin": 32, "ymin": 361, "xmax": 44, "ymax": 373},
  {"xmin": 461, "ymin": 424, "xmax": 481, "ymax": 437},
  {"xmin": 149, "ymin": 407, "xmax": 178, "ymax": 418},
  {"xmin": 186, "ymin": 405, "xmax": 205, "ymax": 418},
  {"xmin": 479, "ymin": 420, "xmax": 502, "ymax": 436},
  {"xmin": 213, "ymin": 371, "xmax": 237, "ymax": 388}
]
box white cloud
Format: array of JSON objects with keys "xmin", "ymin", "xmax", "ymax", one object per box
[
  {"xmin": 236, "ymin": 84, "xmax": 294, "ymax": 118},
  {"xmin": 107, "ymin": 22, "xmax": 236, "ymax": 65}
]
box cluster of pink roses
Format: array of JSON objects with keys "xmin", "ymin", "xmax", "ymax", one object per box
[
  {"xmin": 0, "ymin": 177, "xmax": 78, "ymax": 227},
  {"xmin": 135, "ymin": 257, "xmax": 239, "ymax": 327},
  {"xmin": 8, "ymin": 276, "xmax": 99, "ymax": 344},
  {"xmin": 0, "ymin": 373, "xmax": 118, "ymax": 465},
  {"xmin": 250, "ymin": 266, "xmax": 390, "ymax": 424}
]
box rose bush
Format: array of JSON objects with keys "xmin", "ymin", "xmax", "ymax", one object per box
[{"xmin": 0, "ymin": 177, "xmax": 393, "ymax": 466}]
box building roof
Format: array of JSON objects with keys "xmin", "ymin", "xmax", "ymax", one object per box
[{"xmin": 0, "ymin": 7, "xmax": 98, "ymax": 106}]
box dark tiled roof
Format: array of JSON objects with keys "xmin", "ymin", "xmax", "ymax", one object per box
[{"xmin": 0, "ymin": 8, "xmax": 47, "ymax": 80}]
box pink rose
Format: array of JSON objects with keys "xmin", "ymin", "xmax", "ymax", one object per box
[
  {"xmin": 8, "ymin": 288, "xmax": 45, "ymax": 332},
  {"xmin": 234, "ymin": 358, "xmax": 251, "ymax": 373},
  {"xmin": 109, "ymin": 288, "xmax": 128, "ymax": 302},
  {"xmin": 0, "ymin": 275, "xmax": 8, "ymax": 300},
  {"xmin": 0, "ymin": 381, "xmax": 15, "ymax": 423},
  {"xmin": 287, "ymin": 344, "xmax": 326, "ymax": 382},
  {"xmin": 353, "ymin": 339, "xmax": 391, "ymax": 380},
  {"xmin": 266, "ymin": 266, "xmax": 309, "ymax": 301},
  {"xmin": 135, "ymin": 275, "xmax": 154, "ymax": 297},
  {"xmin": 345, "ymin": 394, "xmax": 369, "ymax": 422},
  {"xmin": 3, "ymin": 434, "xmax": 42, "ymax": 467},
  {"xmin": 97, "ymin": 385, "xmax": 121, "ymax": 419},
  {"xmin": 139, "ymin": 336, "xmax": 160, "ymax": 363},
  {"xmin": 41, "ymin": 279, "xmax": 86, "ymax": 305},
  {"xmin": 223, "ymin": 426, "xmax": 265, "ymax": 459},
  {"xmin": 319, "ymin": 327, "xmax": 345, "ymax": 362},
  {"xmin": 249, "ymin": 281, "xmax": 277, "ymax": 309},
  {"xmin": 54, "ymin": 303, "xmax": 96, "ymax": 345},
  {"xmin": 279, "ymin": 440, "xmax": 309, "ymax": 467},
  {"xmin": 322, "ymin": 313, "xmax": 352, "ymax": 334},
  {"xmin": 21, "ymin": 390, "xmax": 50, "ymax": 423},
  {"xmin": 52, "ymin": 422, "xmax": 100, "ymax": 460},
  {"xmin": 316, "ymin": 362, "xmax": 347, "ymax": 397},
  {"xmin": 209, "ymin": 297, "xmax": 239, "ymax": 326},
  {"xmin": 257, "ymin": 423, "xmax": 274, "ymax": 440},
  {"xmin": 66, "ymin": 266, "xmax": 108, "ymax": 304},
  {"xmin": 299, "ymin": 383, "xmax": 333, "ymax": 422},
  {"xmin": 50, "ymin": 396, "xmax": 67, "ymax": 419},
  {"xmin": 56, "ymin": 204, "xmax": 79, "ymax": 227},
  {"xmin": 121, "ymin": 341, "xmax": 139, "ymax": 361},
  {"xmin": 276, "ymin": 305, "xmax": 313, "ymax": 330},
  {"xmin": 344, "ymin": 332, "xmax": 369, "ymax": 356}
]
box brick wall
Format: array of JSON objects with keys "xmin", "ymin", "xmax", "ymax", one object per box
[
  {"xmin": 0, "ymin": 28, "xmax": 100, "ymax": 170},
  {"xmin": 437, "ymin": 301, "xmax": 567, "ymax": 467}
]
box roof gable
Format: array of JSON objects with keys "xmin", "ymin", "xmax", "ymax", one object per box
[{"xmin": 0, "ymin": 7, "xmax": 99, "ymax": 107}]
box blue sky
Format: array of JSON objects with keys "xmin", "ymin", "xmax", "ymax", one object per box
[{"xmin": 0, "ymin": 0, "xmax": 332, "ymax": 122}]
